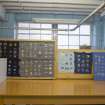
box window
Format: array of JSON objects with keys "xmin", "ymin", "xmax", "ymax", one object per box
[
  {"xmin": 57, "ymin": 24, "xmax": 90, "ymax": 49},
  {"xmin": 17, "ymin": 22, "xmax": 53, "ymax": 40},
  {"xmin": 80, "ymin": 25, "xmax": 90, "ymax": 35},
  {"xmin": 17, "ymin": 22, "xmax": 90, "ymax": 49},
  {"xmin": 80, "ymin": 25, "xmax": 90, "ymax": 46}
]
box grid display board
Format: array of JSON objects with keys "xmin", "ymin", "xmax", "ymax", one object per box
[
  {"xmin": 19, "ymin": 41, "xmax": 55, "ymax": 77},
  {"xmin": 93, "ymin": 52, "xmax": 105, "ymax": 80},
  {"xmin": 0, "ymin": 41, "xmax": 19, "ymax": 76},
  {"xmin": 0, "ymin": 40, "xmax": 55, "ymax": 78},
  {"xmin": 58, "ymin": 52, "xmax": 75, "ymax": 73},
  {"xmin": 74, "ymin": 52, "xmax": 92, "ymax": 74}
]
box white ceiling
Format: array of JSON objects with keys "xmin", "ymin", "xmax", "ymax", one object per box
[{"xmin": 0, "ymin": 0, "xmax": 104, "ymax": 15}]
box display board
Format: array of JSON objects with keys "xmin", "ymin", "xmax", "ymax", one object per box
[
  {"xmin": 58, "ymin": 50, "xmax": 93, "ymax": 79},
  {"xmin": 58, "ymin": 52, "xmax": 74, "ymax": 73},
  {"xmin": 0, "ymin": 40, "xmax": 55, "ymax": 79},
  {"xmin": 93, "ymin": 52, "xmax": 105, "ymax": 80},
  {"xmin": 75, "ymin": 52, "xmax": 92, "ymax": 74},
  {"xmin": 0, "ymin": 41, "xmax": 19, "ymax": 76},
  {"xmin": 19, "ymin": 41, "xmax": 55, "ymax": 77},
  {"xmin": 58, "ymin": 51, "xmax": 92, "ymax": 74}
]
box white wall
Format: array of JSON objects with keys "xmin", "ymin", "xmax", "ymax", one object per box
[{"xmin": 0, "ymin": 58, "xmax": 7, "ymax": 85}]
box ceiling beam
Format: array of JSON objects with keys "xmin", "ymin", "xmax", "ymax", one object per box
[
  {"xmin": 6, "ymin": 10, "xmax": 91, "ymax": 15},
  {"xmin": 4, "ymin": 7, "xmax": 94, "ymax": 12},
  {"xmin": 3, "ymin": 6, "xmax": 95, "ymax": 12},
  {"xmin": 2, "ymin": 3, "xmax": 98, "ymax": 9},
  {"xmin": 1, "ymin": 2, "xmax": 98, "ymax": 8},
  {"xmin": 0, "ymin": 0, "xmax": 102, "ymax": 6}
]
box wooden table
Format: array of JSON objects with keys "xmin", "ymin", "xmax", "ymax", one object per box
[{"xmin": 0, "ymin": 79, "xmax": 105, "ymax": 104}]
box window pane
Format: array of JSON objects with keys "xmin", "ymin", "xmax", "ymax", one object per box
[
  {"xmin": 69, "ymin": 25, "xmax": 79, "ymax": 34},
  {"xmin": 18, "ymin": 30, "xmax": 29, "ymax": 34},
  {"xmin": 18, "ymin": 35, "xmax": 29, "ymax": 39},
  {"xmin": 17, "ymin": 22, "xmax": 53, "ymax": 40},
  {"xmin": 41, "ymin": 35, "xmax": 52, "ymax": 40},
  {"xmin": 41, "ymin": 24, "xmax": 52, "ymax": 28},
  {"xmin": 69, "ymin": 36, "xmax": 79, "ymax": 45},
  {"xmin": 58, "ymin": 35, "xmax": 68, "ymax": 45},
  {"xmin": 18, "ymin": 23, "xmax": 29, "ymax": 28},
  {"xmin": 41, "ymin": 30, "xmax": 52, "ymax": 34},
  {"xmin": 58, "ymin": 24, "xmax": 68, "ymax": 29},
  {"xmin": 58, "ymin": 31, "xmax": 68, "ymax": 34},
  {"xmin": 30, "ymin": 30, "xmax": 40, "ymax": 34},
  {"xmin": 30, "ymin": 23, "xmax": 40, "ymax": 28},
  {"xmin": 69, "ymin": 46, "xmax": 79, "ymax": 49},
  {"xmin": 80, "ymin": 36, "xmax": 90, "ymax": 45},
  {"xmin": 80, "ymin": 25, "xmax": 90, "ymax": 35},
  {"xmin": 58, "ymin": 45, "xmax": 68, "ymax": 49},
  {"xmin": 30, "ymin": 35, "xmax": 40, "ymax": 40}
]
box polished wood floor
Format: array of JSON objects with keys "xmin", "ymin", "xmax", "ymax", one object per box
[{"xmin": 0, "ymin": 79, "xmax": 105, "ymax": 96}]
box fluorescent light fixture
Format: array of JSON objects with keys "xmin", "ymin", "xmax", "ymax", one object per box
[{"xmin": 32, "ymin": 18, "xmax": 80, "ymax": 24}]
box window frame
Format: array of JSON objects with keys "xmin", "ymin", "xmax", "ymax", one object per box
[
  {"xmin": 16, "ymin": 22, "xmax": 53, "ymax": 40},
  {"xmin": 16, "ymin": 22, "xmax": 91, "ymax": 49}
]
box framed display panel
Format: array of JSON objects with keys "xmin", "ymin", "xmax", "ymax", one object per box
[
  {"xmin": 93, "ymin": 52, "xmax": 105, "ymax": 80},
  {"xmin": 19, "ymin": 41, "xmax": 55, "ymax": 79},
  {"xmin": 58, "ymin": 49, "xmax": 94, "ymax": 79},
  {"xmin": 0, "ymin": 40, "xmax": 19, "ymax": 76},
  {"xmin": 74, "ymin": 52, "xmax": 92, "ymax": 74},
  {"xmin": 0, "ymin": 39, "xmax": 56, "ymax": 79},
  {"xmin": 58, "ymin": 51, "xmax": 75, "ymax": 73}
]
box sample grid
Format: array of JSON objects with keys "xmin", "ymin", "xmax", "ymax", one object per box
[
  {"xmin": 93, "ymin": 52, "xmax": 105, "ymax": 80},
  {"xmin": 0, "ymin": 41, "xmax": 19, "ymax": 76},
  {"xmin": 19, "ymin": 41, "xmax": 55, "ymax": 77},
  {"xmin": 58, "ymin": 52, "xmax": 75, "ymax": 73},
  {"xmin": 75, "ymin": 52, "xmax": 92, "ymax": 74}
]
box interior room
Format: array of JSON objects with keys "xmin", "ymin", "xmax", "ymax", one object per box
[{"xmin": 0, "ymin": 0, "xmax": 105, "ymax": 104}]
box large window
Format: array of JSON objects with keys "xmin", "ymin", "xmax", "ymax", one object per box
[
  {"xmin": 17, "ymin": 22, "xmax": 53, "ymax": 40},
  {"xmin": 58, "ymin": 24, "xmax": 90, "ymax": 49},
  {"xmin": 17, "ymin": 22, "xmax": 90, "ymax": 49}
]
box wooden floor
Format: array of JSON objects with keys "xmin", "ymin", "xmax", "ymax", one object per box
[{"xmin": 0, "ymin": 79, "xmax": 105, "ymax": 104}]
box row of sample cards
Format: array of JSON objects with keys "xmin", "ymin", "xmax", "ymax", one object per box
[
  {"xmin": 59, "ymin": 52, "xmax": 105, "ymax": 80},
  {"xmin": 59, "ymin": 52, "xmax": 92, "ymax": 74},
  {"xmin": 0, "ymin": 41, "xmax": 55, "ymax": 78}
]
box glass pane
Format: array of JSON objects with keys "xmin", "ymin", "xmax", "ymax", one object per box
[
  {"xmin": 30, "ymin": 30, "xmax": 40, "ymax": 34},
  {"xmin": 58, "ymin": 24, "xmax": 68, "ymax": 29},
  {"xmin": 69, "ymin": 36, "xmax": 79, "ymax": 45},
  {"xmin": 80, "ymin": 25, "xmax": 90, "ymax": 35},
  {"xmin": 80, "ymin": 36, "xmax": 90, "ymax": 45},
  {"xmin": 69, "ymin": 46, "xmax": 79, "ymax": 49},
  {"xmin": 69, "ymin": 25, "xmax": 79, "ymax": 34},
  {"xmin": 18, "ymin": 35, "xmax": 29, "ymax": 39},
  {"xmin": 30, "ymin": 35, "xmax": 40, "ymax": 40},
  {"xmin": 41, "ymin": 35, "xmax": 52, "ymax": 40},
  {"xmin": 30, "ymin": 23, "xmax": 40, "ymax": 28},
  {"xmin": 58, "ymin": 35, "xmax": 68, "ymax": 45},
  {"xmin": 58, "ymin": 31, "xmax": 68, "ymax": 34},
  {"xmin": 18, "ymin": 30, "xmax": 29, "ymax": 34},
  {"xmin": 41, "ymin": 30, "xmax": 52, "ymax": 34},
  {"xmin": 58, "ymin": 45, "xmax": 68, "ymax": 49},
  {"xmin": 41, "ymin": 24, "xmax": 52, "ymax": 29},
  {"xmin": 18, "ymin": 23, "xmax": 29, "ymax": 28}
]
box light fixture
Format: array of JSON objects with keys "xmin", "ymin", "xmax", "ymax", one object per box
[{"xmin": 32, "ymin": 18, "xmax": 80, "ymax": 24}]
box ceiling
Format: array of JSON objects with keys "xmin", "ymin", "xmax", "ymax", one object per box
[{"xmin": 0, "ymin": 0, "xmax": 104, "ymax": 15}]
